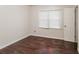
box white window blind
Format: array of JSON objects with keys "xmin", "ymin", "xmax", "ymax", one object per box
[
  {"xmin": 39, "ymin": 11, "xmax": 49, "ymax": 28},
  {"xmin": 49, "ymin": 10, "xmax": 63, "ymax": 28},
  {"xmin": 39, "ymin": 10, "xmax": 63, "ymax": 29}
]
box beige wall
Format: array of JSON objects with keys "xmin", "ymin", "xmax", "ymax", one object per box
[
  {"xmin": 76, "ymin": 7, "xmax": 78, "ymax": 42},
  {"xmin": 0, "ymin": 6, "xmax": 30, "ymax": 48},
  {"xmin": 78, "ymin": 6, "xmax": 79, "ymax": 53},
  {"xmin": 29, "ymin": 6, "xmax": 64, "ymax": 39}
]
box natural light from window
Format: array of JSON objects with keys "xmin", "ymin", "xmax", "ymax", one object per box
[{"xmin": 39, "ymin": 10, "xmax": 63, "ymax": 29}]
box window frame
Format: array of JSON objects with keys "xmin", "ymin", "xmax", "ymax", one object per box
[{"xmin": 39, "ymin": 9, "xmax": 64, "ymax": 29}]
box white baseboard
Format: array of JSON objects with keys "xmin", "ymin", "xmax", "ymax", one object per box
[
  {"xmin": 30, "ymin": 34, "xmax": 76, "ymax": 42},
  {"xmin": 30, "ymin": 34, "xmax": 64, "ymax": 40},
  {"xmin": 0, "ymin": 35, "xmax": 30, "ymax": 49}
]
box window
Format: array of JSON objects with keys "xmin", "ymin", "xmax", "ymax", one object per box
[{"xmin": 39, "ymin": 10, "xmax": 63, "ymax": 29}]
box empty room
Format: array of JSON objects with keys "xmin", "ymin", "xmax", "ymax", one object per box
[{"xmin": 0, "ymin": 5, "xmax": 79, "ymax": 54}]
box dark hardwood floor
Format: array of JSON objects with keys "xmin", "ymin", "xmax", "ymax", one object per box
[{"xmin": 0, "ymin": 35, "xmax": 78, "ymax": 54}]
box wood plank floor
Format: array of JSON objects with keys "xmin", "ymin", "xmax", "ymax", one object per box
[{"xmin": 0, "ymin": 36, "xmax": 78, "ymax": 54}]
